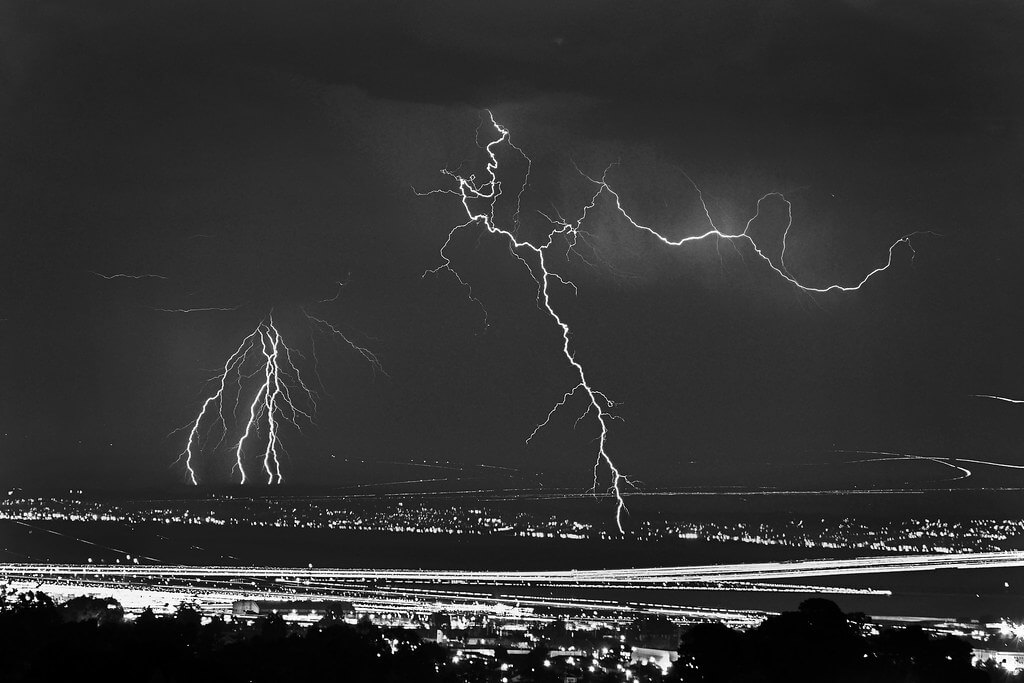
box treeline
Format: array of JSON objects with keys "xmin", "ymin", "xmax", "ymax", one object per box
[
  {"xmin": 0, "ymin": 591, "xmax": 1013, "ymax": 682},
  {"xmin": 669, "ymin": 598, "xmax": 990, "ymax": 683},
  {"xmin": 0, "ymin": 592, "xmax": 450, "ymax": 682}
]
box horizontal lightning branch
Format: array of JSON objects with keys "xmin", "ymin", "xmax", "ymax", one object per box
[
  {"xmin": 90, "ymin": 271, "xmax": 167, "ymax": 280},
  {"xmin": 153, "ymin": 305, "xmax": 240, "ymax": 313}
]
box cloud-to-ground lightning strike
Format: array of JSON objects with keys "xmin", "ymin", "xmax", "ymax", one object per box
[
  {"xmin": 178, "ymin": 316, "xmax": 317, "ymax": 485},
  {"xmin": 177, "ymin": 304, "xmax": 384, "ymax": 485},
  {"xmin": 423, "ymin": 113, "xmax": 929, "ymax": 533}
]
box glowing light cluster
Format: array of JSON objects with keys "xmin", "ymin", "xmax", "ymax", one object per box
[
  {"xmin": 423, "ymin": 113, "xmax": 929, "ymax": 532},
  {"xmin": 999, "ymin": 620, "xmax": 1024, "ymax": 640}
]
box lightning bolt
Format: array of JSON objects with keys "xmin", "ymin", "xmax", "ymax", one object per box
[
  {"xmin": 153, "ymin": 305, "xmax": 240, "ymax": 313},
  {"xmin": 177, "ymin": 326, "xmax": 262, "ymax": 485},
  {"xmin": 303, "ymin": 310, "xmax": 387, "ymax": 378},
  {"xmin": 234, "ymin": 316, "xmax": 318, "ymax": 484},
  {"xmin": 90, "ymin": 271, "xmax": 167, "ymax": 280},
  {"xmin": 574, "ymin": 164, "xmax": 937, "ymax": 294},
  {"xmin": 423, "ymin": 113, "xmax": 930, "ymax": 533},
  {"xmin": 177, "ymin": 305, "xmax": 383, "ymax": 484},
  {"xmin": 177, "ymin": 316, "xmax": 317, "ymax": 485}
]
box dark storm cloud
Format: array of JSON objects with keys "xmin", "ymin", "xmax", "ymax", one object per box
[
  {"xmin": 7, "ymin": 1, "xmax": 1021, "ymax": 122},
  {"xmin": 8, "ymin": 0, "xmax": 1019, "ymax": 204}
]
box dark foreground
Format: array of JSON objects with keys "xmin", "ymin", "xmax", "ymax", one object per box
[{"xmin": 2, "ymin": 589, "xmax": 1019, "ymax": 682}]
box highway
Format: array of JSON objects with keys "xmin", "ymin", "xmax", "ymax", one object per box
[{"xmin": 4, "ymin": 550, "xmax": 1024, "ymax": 584}]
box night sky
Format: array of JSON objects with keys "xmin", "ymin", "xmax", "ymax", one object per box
[{"xmin": 2, "ymin": 0, "xmax": 1023, "ymax": 491}]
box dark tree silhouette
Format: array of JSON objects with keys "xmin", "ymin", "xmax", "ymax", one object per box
[
  {"xmin": 258, "ymin": 611, "xmax": 287, "ymax": 641},
  {"xmin": 60, "ymin": 595, "xmax": 124, "ymax": 625},
  {"xmin": 670, "ymin": 622, "xmax": 744, "ymax": 683},
  {"xmin": 671, "ymin": 599, "xmax": 989, "ymax": 683},
  {"xmin": 0, "ymin": 592, "xmax": 996, "ymax": 683}
]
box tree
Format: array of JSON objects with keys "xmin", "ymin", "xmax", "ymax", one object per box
[
  {"xmin": 259, "ymin": 611, "xmax": 287, "ymax": 641},
  {"xmin": 60, "ymin": 596, "xmax": 124, "ymax": 625},
  {"xmin": 136, "ymin": 606, "xmax": 157, "ymax": 627},
  {"xmin": 174, "ymin": 602, "xmax": 203, "ymax": 628},
  {"xmin": 671, "ymin": 622, "xmax": 744, "ymax": 683}
]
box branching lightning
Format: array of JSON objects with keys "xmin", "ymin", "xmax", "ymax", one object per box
[
  {"xmin": 303, "ymin": 310, "xmax": 387, "ymax": 378},
  {"xmin": 422, "ymin": 113, "xmax": 930, "ymax": 533},
  {"xmin": 575, "ymin": 167, "xmax": 937, "ymax": 294},
  {"xmin": 178, "ymin": 316, "xmax": 317, "ymax": 485},
  {"xmin": 177, "ymin": 306, "xmax": 382, "ymax": 485}
]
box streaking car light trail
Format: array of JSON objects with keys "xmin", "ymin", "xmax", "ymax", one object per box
[
  {"xmin": 282, "ymin": 576, "xmax": 887, "ymax": 597},
  {"xmin": 971, "ymin": 394, "xmax": 1024, "ymax": 404},
  {"xmin": 833, "ymin": 449, "xmax": 1024, "ymax": 478},
  {"xmin": 832, "ymin": 450, "xmax": 971, "ymax": 480},
  {"xmin": 0, "ymin": 574, "xmax": 778, "ymax": 627},
  {"xmin": 6, "ymin": 550, "xmax": 1024, "ymax": 583},
  {"xmin": 423, "ymin": 113, "xmax": 930, "ymax": 532},
  {"xmin": 11, "ymin": 521, "xmax": 163, "ymax": 563}
]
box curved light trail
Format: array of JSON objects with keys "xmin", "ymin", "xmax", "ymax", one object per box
[{"xmin": 6, "ymin": 550, "xmax": 1024, "ymax": 584}]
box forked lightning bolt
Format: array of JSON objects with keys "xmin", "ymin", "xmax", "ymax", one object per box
[
  {"xmin": 178, "ymin": 316, "xmax": 317, "ymax": 485},
  {"xmin": 423, "ymin": 113, "xmax": 929, "ymax": 533},
  {"xmin": 178, "ymin": 308, "xmax": 383, "ymax": 484}
]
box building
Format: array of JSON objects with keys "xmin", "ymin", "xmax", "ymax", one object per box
[
  {"xmin": 231, "ymin": 599, "xmax": 354, "ymax": 623},
  {"xmin": 630, "ymin": 647, "xmax": 677, "ymax": 674},
  {"xmin": 973, "ymin": 648, "xmax": 1024, "ymax": 673}
]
